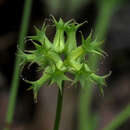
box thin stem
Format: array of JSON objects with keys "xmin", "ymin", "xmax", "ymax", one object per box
[
  {"xmin": 103, "ymin": 104, "xmax": 130, "ymax": 130},
  {"xmin": 53, "ymin": 82, "xmax": 64, "ymax": 130},
  {"xmin": 4, "ymin": 0, "xmax": 33, "ymax": 129}
]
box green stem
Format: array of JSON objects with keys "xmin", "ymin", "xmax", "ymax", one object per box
[
  {"xmin": 53, "ymin": 82, "xmax": 64, "ymax": 130},
  {"xmin": 79, "ymin": 86, "xmax": 93, "ymax": 130},
  {"xmin": 79, "ymin": 1, "xmax": 120, "ymax": 130},
  {"xmin": 4, "ymin": 0, "xmax": 33, "ymax": 129},
  {"xmin": 103, "ymin": 105, "xmax": 130, "ymax": 130}
]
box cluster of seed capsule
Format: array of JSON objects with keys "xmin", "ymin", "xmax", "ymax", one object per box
[{"xmin": 19, "ymin": 16, "xmax": 111, "ymax": 100}]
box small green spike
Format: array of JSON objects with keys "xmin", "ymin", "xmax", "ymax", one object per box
[
  {"xmin": 50, "ymin": 15, "xmax": 57, "ymax": 24},
  {"xmin": 31, "ymin": 40, "xmax": 41, "ymax": 49},
  {"xmin": 34, "ymin": 26, "xmax": 41, "ymax": 35},
  {"xmin": 76, "ymin": 21, "xmax": 88, "ymax": 29}
]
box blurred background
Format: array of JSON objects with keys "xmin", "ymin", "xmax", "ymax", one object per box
[{"xmin": 0, "ymin": 0, "xmax": 130, "ymax": 130}]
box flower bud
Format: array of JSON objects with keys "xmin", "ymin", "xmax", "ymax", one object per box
[{"xmin": 52, "ymin": 17, "xmax": 65, "ymax": 53}]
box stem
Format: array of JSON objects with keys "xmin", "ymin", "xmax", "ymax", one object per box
[
  {"xmin": 79, "ymin": 0, "xmax": 121, "ymax": 130},
  {"xmin": 4, "ymin": 0, "xmax": 33, "ymax": 129},
  {"xmin": 103, "ymin": 105, "xmax": 130, "ymax": 130},
  {"xmin": 79, "ymin": 86, "xmax": 93, "ymax": 130},
  {"xmin": 53, "ymin": 82, "xmax": 64, "ymax": 130}
]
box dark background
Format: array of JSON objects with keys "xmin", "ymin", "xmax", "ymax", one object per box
[{"xmin": 0, "ymin": 0, "xmax": 130, "ymax": 130}]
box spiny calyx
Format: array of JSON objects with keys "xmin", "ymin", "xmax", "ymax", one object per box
[{"xmin": 19, "ymin": 16, "xmax": 111, "ymax": 101}]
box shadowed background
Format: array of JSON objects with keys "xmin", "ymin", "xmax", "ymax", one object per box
[{"xmin": 0, "ymin": 0, "xmax": 130, "ymax": 130}]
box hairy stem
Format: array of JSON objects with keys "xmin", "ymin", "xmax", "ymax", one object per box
[
  {"xmin": 53, "ymin": 82, "xmax": 64, "ymax": 130},
  {"xmin": 4, "ymin": 0, "xmax": 33, "ymax": 129}
]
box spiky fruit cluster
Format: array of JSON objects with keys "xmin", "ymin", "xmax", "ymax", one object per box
[{"xmin": 19, "ymin": 16, "xmax": 111, "ymax": 101}]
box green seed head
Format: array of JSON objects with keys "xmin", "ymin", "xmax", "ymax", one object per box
[{"xmin": 19, "ymin": 16, "xmax": 111, "ymax": 100}]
